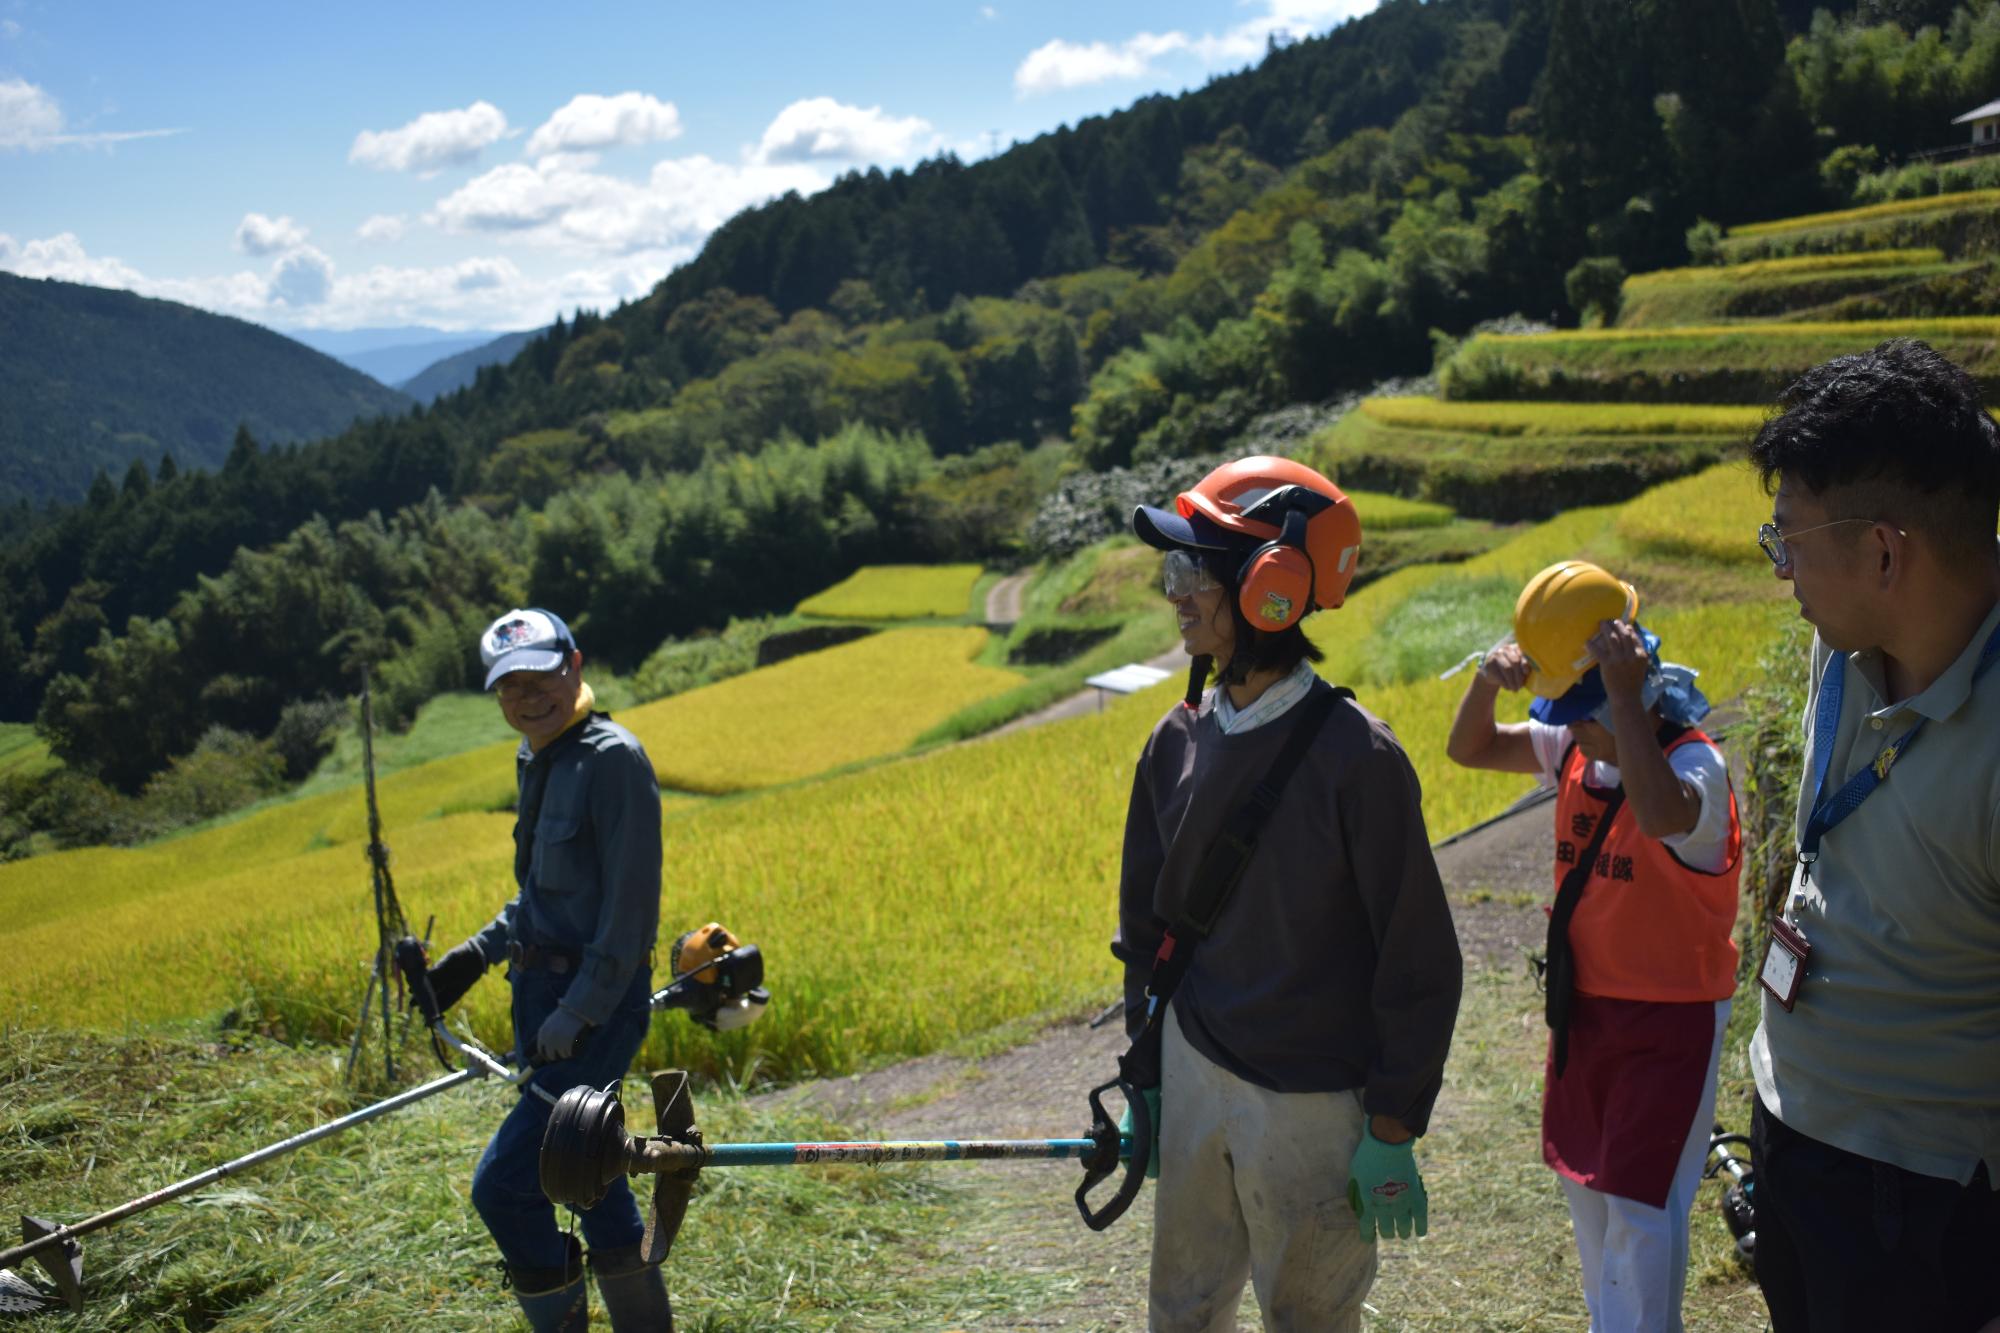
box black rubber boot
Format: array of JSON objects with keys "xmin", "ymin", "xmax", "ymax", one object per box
[
  {"xmin": 590, "ymin": 1242, "xmax": 671, "ymax": 1332},
  {"xmin": 508, "ymin": 1236, "xmax": 589, "ymax": 1331}
]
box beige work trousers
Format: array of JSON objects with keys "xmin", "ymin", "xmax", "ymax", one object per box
[{"xmin": 1148, "ymin": 1005, "xmax": 1378, "ymax": 1333}]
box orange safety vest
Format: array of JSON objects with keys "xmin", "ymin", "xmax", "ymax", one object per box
[{"xmin": 1551, "ymin": 730, "xmax": 1741, "ymax": 1003}]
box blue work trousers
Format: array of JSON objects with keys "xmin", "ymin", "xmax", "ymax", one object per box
[{"xmin": 470, "ymin": 962, "xmax": 653, "ymax": 1269}]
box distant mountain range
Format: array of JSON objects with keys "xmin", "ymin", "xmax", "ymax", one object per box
[
  {"xmin": 280, "ymin": 325, "xmax": 505, "ymax": 389},
  {"xmin": 0, "ymin": 273, "xmax": 412, "ymax": 508},
  {"xmin": 395, "ymin": 328, "xmax": 543, "ymax": 402}
]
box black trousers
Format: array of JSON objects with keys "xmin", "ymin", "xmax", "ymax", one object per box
[{"xmin": 1753, "ymin": 1094, "xmax": 2000, "ymax": 1333}]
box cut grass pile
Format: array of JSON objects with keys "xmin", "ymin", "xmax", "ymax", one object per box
[
  {"xmin": 795, "ymin": 563, "xmax": 983, "ymax": 620},
  {"xmin": 1438, "ymin": 319, "xmax": 2000, "ymax": 403},
  {"xmin": 1309, "ymin": 400, "xmax": 1748, "ymax": 519},
  {"xmin": 0, "ymin": 1028, "xmax": 1016, "ymax": 1331}
]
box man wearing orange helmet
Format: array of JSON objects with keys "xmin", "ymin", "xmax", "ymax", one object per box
[
  {"xmin": 1446, "ymin": 561, "xmax": 1740, "ymax": 1333},
  {"xmin": 1114, "ymin": 456, "xmax": 1463, "ymax": 1332}
]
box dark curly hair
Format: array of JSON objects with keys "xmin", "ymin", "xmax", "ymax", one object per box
[
  {"xmin": 1196, "ymin": 547, "xmax": 1327, "ymax": 684},
  {"xmin": 1748, "ymin": 338, "xmax": 2000, "ymax": 564}
]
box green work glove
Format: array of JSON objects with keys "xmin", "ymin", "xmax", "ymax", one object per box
[
  {"xmin": 1346, "ymin": 1123, "xmax": 1427, "ymax": 1242},
  {"xmin": 1118, "ymin": 1087, "xmax": 1162, "ymax": 1180}
]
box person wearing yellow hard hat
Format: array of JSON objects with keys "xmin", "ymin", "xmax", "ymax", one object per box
[
  {"xmin": 1114, "ymin": 457, "xmax": 1463, "ymax": 1333},
  {"xmin": 1445, "ymin": 561, "xmax": 1741, "ymax": 1333}
]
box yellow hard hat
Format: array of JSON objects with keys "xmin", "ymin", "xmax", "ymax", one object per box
[{"xmin": 1513, "ymin": 561, "xmax": 1639, "ymax": 699}]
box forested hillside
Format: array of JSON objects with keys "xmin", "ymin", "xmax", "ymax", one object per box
[
  {"xmin": 0, "ymin": 274, "xmax": 412, "ymax": 508},
  {"xmin": 9, "ymin": 0, "xmax": 2000, "ymax": 833}
]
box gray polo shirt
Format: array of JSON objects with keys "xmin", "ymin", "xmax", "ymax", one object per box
[{"xmin": 1750, "ymin": 596, "xmax": 2000, "ymax": 1188}]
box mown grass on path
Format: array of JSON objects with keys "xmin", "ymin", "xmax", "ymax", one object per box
[{"xmin": 0, "ymin": 1027, "xmax": 1037, "ymax": 1331}]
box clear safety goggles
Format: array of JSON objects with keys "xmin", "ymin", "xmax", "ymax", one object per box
[{"xmin": 1161, "ymin": 549, "xmax": 1223, "ymax": 599}]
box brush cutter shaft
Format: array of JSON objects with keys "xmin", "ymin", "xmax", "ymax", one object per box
[
  {"xmin": 0, "ymin": 1068, "xmax": 478, "ymax": 1272},
  {"xmin": 631, "ymin": 1137, "xmax": 1114, "ymax": 1170}
]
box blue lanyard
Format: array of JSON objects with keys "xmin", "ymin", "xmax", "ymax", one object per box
[{"xmin": 1798, "ymin": 621, "xmax": 2000, "ymax": 881}]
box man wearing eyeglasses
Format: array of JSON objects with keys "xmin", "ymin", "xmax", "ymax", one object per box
[
  {"xmin": 418, "ymin": 607, "xmax": 670, "ymax": 1331},
  {"xmin": 1746, "ymin": 338, "xmax": 2000, "ymax": 1333}
]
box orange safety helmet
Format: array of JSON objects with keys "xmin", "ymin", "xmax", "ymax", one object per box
[{"xmin": 1133, "ymin": 456, "xmax": 1362, "ymax": 631}]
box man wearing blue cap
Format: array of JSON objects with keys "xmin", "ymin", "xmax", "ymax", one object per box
[
  {"xmin": 420, "ymin": 607, "xmax": 669, "ymax": 1331},
  {"xmin": 1446, "ymin": 562, "xmax": 1740, "ymax": 1333}
]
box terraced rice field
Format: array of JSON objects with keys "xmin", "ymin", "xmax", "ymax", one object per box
[
  {"xmin": 1309, "ymin": 398, "xmax": 1754, "ymax": 518},
  {"xmin": 795, "ymin": 563, "xmax": 983, "ymax": 619},
  {"xmin": 1438, "ymin": 319, "xmax": 2000, "ymax": 402},
  {"xmin": 0, "ymin": 468, "xmax": 1786, "ymax": 1085}
]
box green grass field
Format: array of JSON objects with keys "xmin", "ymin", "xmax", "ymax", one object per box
[{"xmin": 795, "ymin": 564, "xmax": 984, "ymax": 620}]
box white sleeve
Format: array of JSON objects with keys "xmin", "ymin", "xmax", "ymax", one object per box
[
  {"xmin": 1659, "ymin": 740, "xmax": 1734, "ymax": 873},
  {"xmin": 1526, "ymin": 719, "xmax": 1572, "ymax": 790}
]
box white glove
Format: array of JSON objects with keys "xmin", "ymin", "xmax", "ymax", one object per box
[{"xmin": 534, "ymin": 1004, "xmax": 590, "ymax": 1062}]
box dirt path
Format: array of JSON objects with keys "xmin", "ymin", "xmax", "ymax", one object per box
[
  {"xmin": 986, "ymin": 572, "xmax": 1031, "ymax": 627},
  {"xmin": 985, "ymin": 648, "xmax": 1188, "ymax": 740},
  {"xmin": 751, "ymin": 796, "xmax": 1615, "ymax": 1332}
]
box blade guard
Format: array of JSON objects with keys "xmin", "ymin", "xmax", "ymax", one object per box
[
  {"xmin": 20, "ymin": 1216, "xmax": 82, "ymax": 1312},
  {"xmin": 643, "ymin": 1071, "xmax": 701, "ymax": 1266},
  {"xmin": 1075, "ymin": 1077, "xmax": 1148, "ymax": 1232}
]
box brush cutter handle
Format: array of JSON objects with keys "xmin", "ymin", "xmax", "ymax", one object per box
[
  {"xmin": 395, "ymin": 935, "xmax": 445, "ymax": 1027},
  {"xmin": 1076, "ymin": 1075, "xmax": 1148, "ymax": 1231}
]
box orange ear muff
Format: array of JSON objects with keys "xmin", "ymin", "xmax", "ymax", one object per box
[{"xmin": 1235, "ymin": 509, "xmax": 1316, "ymax": 632}]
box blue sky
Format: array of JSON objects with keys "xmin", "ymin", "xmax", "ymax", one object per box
[{"xmin": 0, "ymin": 0, "xmax": 1379, "ymax": 335}]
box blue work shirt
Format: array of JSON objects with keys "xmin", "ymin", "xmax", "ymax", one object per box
[{"xmin": 473, "ymin": 712, "xmax": 663, "ymax": 1026}]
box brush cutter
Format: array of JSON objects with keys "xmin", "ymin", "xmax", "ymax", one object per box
[
  {"xmin": 0, "ymin": 933, "xmax": 768, "ymax": 1316},
  {"xmin": 531, "ymin": 1061, "xmax": 1150, "ymax": 1279},
  {"xmin": 1704, "ymin": 1122, "xmax": 1757, "ymax": 1265}
]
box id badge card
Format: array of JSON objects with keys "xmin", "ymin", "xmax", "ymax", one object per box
[{"xmin": 1760, "ymin": 916, "xmax": 1811, "ymax": 1012}]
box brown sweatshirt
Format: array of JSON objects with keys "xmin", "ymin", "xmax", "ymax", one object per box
[{"xmin": 1113, "ymin": 678, "xmax": 1463, "ymax": 1134}]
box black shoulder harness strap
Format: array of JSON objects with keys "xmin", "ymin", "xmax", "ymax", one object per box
[{"xmin": 1124, "ymin": 682, "xmax": 1352, "ymax": 1086}]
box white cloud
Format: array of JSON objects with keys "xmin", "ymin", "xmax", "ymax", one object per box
[
  {"xmin": 270, "ymin": 246, "xmax": 333, "ymax": 306},
  {"xmin": 357, "ymin": 213, "xmax": 407, "ymax": 244},
  {"xmin": 1, "ymin": 19, "xmax": 22, "ymax": 38},
  {"xmin": 0, "ymin": 77, "xmax": 184, "ymax": 149},
  {"xmin": 430, "ymin": 152, "xmax": 827, "ymax": 255},
  {"xmin": 0, "ymin": 230, "xmax": 641, "ymax": 332},
  {"xmin": 349, "ymin": 101, "xmax": 508, "ymax": 175},
  {"xmin": 234, "ymin": 212, "xmax": 309, "ymax": 256},
  {"xmin": 1014, "ymin": 32, "xmax": 1190, "ymax": 95},
  {"xmin": 980, "ymin": 6, "xmax": 998, "ymax": 18},
  {"xmin": 525, "ymin": 92, "xmax": 681, "ymax": 158},
  {"xmin": 1013, "ymin": 0, "xmax": 1379, "ymax": 96},
  {"xmin": 753, "ymin": 97, "xmax": 935, "ymax": 166}
]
